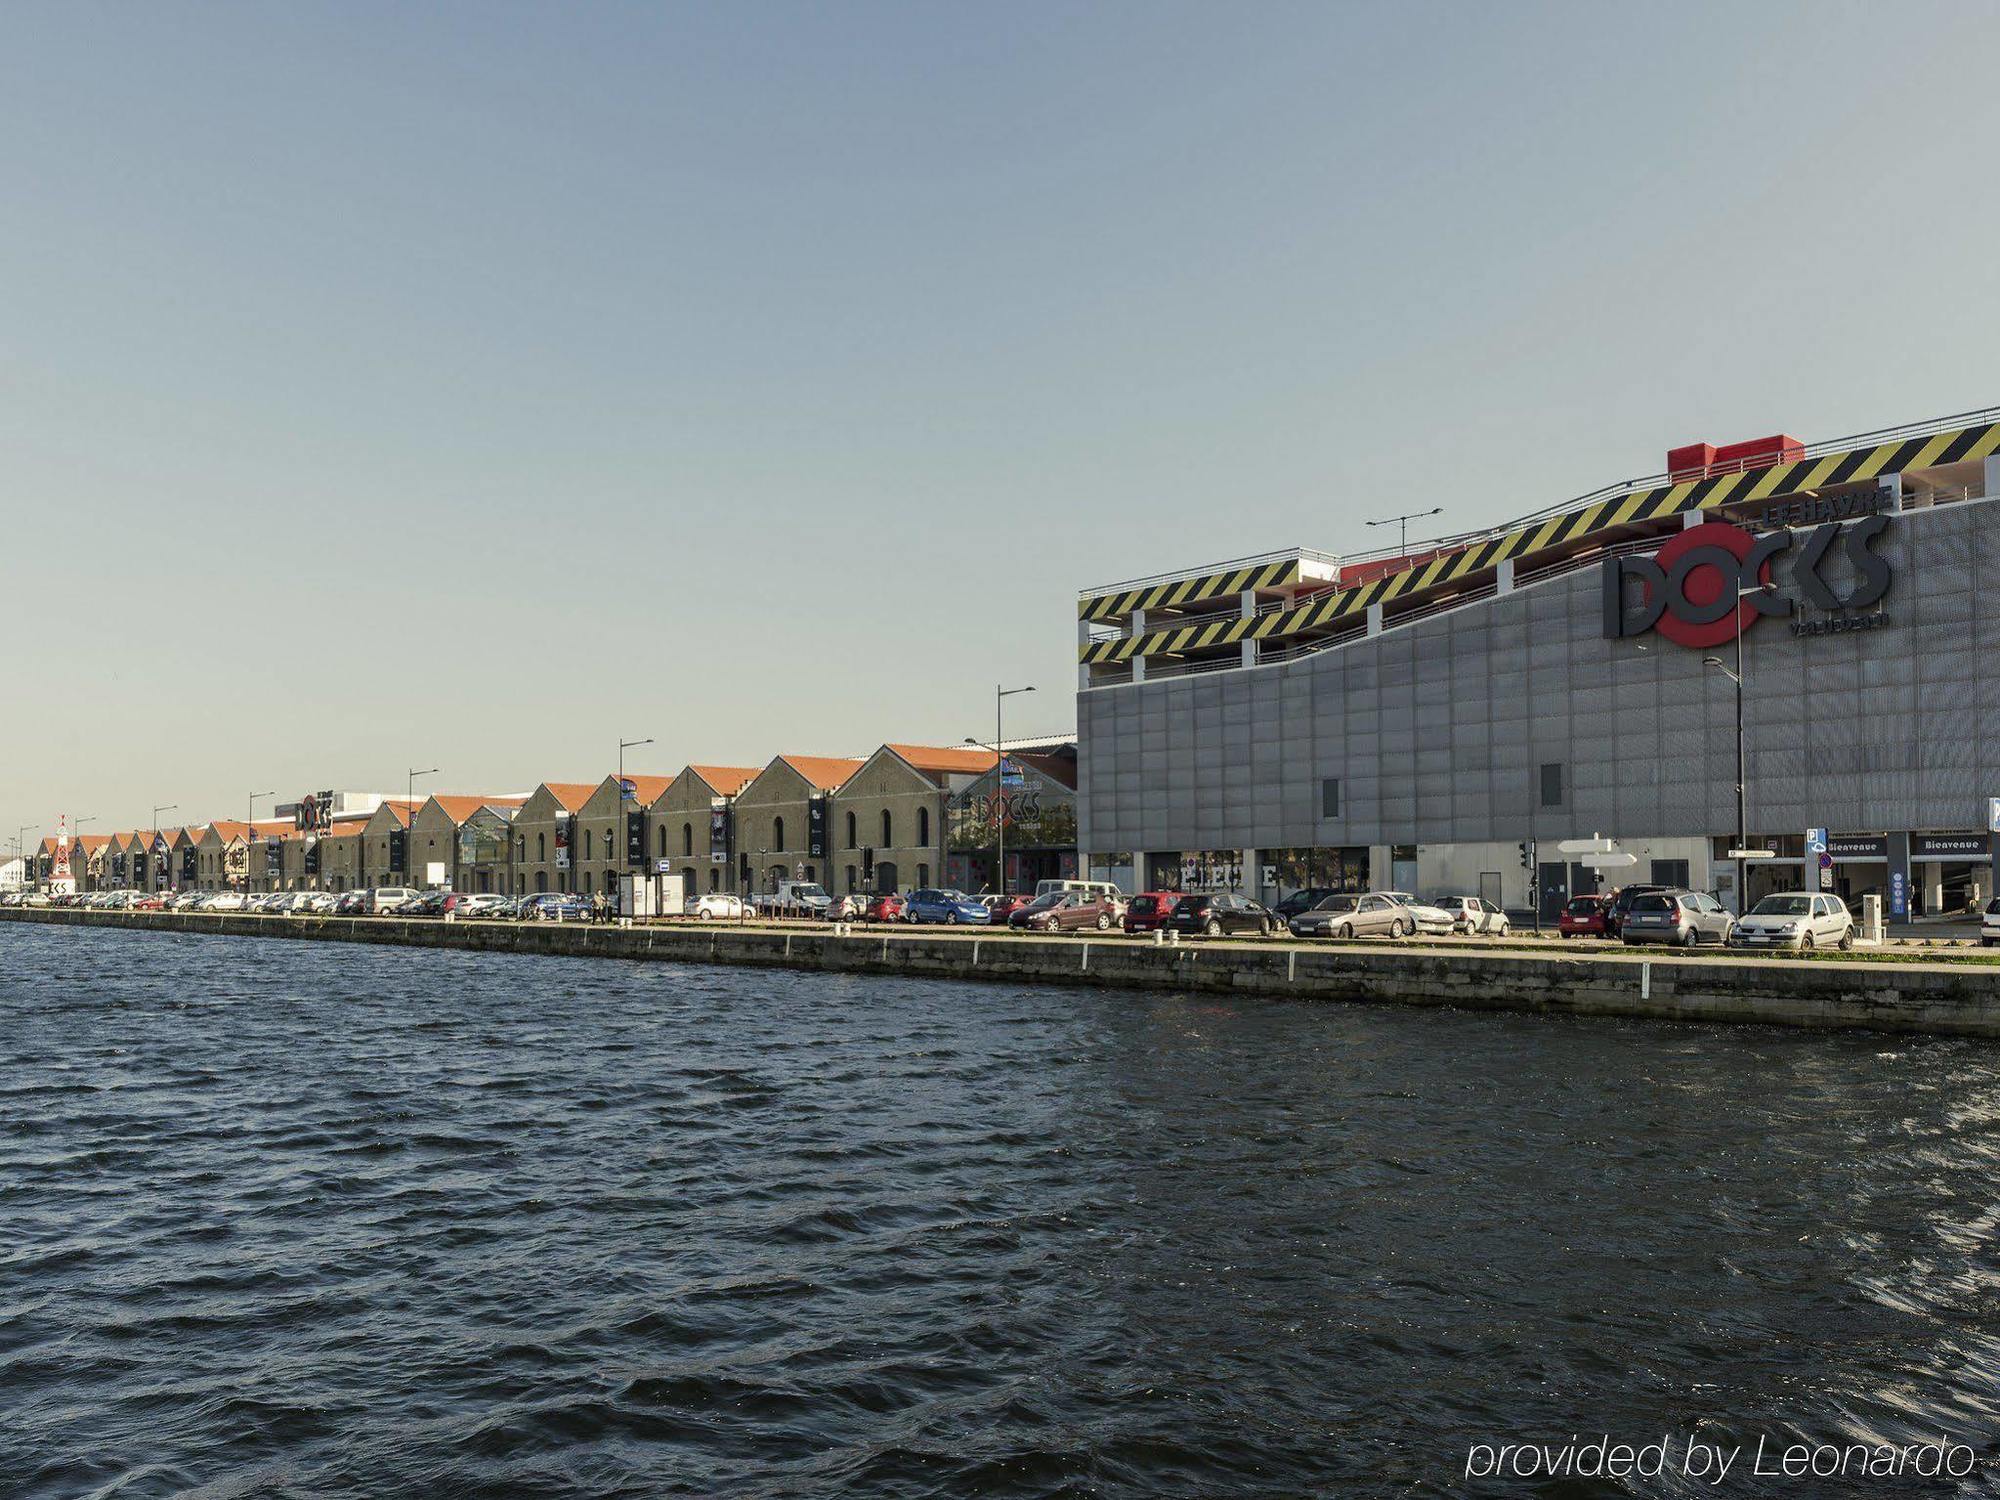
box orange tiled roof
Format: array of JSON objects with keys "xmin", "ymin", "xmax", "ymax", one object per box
[
  {"xmin": 885, "ymin": 743, "xmax": 1001, "ymax": 777},
  {"xmin": 685, "ymin": 764, "xmax": 761, "ymax": 798},
  {"xmin": 425, "ymin": 794, "xmax": 528, "ymax": 824},
  {"xmin": 774, "ymin": 755, "xmax": 864, "ymax": 792},
  {"xmin": 538, "ymin": 781, "xmax": 598, "ymax": 813},
  {"xmin": 73, "ymin": 834, "xmax": 113, "ymax": 853}
]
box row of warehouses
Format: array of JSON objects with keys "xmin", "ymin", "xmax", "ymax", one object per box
[{"xmin": 28, "ymin": 742, "xmax": 1081, "ymax": 900}]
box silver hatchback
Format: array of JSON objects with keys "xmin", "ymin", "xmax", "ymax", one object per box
[{"xmin": 1619, "ymin": 889, "xmax": 1736, "ymax": 947}]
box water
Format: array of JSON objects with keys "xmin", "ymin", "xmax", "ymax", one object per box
[{"xmin": 5, "ymin": 925, "xmax": 2000, "ymax": 1498}]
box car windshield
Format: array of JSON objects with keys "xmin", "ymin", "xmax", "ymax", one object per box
[
  {"xmin": 1131, "ymin": 896, "xmax": 1162, "ymax": 914},
  {"xmin": 796, "ymin": 885, "xmax": 827, "ymax": 899},
  {"xmin": 1172, "ymin": 897, "xmax": 1209, "ymax": 913},
  {"xmin": 1312, "ymin": 895, "xmax": 1359, "ymax": 913},
  {"xmin": 1565, "ymin": 898, "xmax": 1598, "ymax": 916},
  {"xmin": 1022, "ymin": 892, "xmax": 1065, "ymax": 911},
  {"xmin": 1753, "ymin": 896, "xmax": 1815, "ymax": 916},
  {"xmin": 1632, "ymin": 894, "xmax": 1676, "ymax": 913},
  {"xmin": 1988, "ymin": 898, "xmax": 2000, "ymax": 916}
]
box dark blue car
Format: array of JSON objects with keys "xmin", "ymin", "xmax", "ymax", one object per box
[
  {"xmin": 521, "ymin": 892, "xmax": 593, "ymax": 922},
  {"xmin": 904, "ymin": 889, "xmax": 991, "ymax": 925}
]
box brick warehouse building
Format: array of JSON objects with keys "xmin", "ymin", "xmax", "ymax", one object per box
[{"xmin": 1077, "ymin": 405, "xmax": 2000, "ymax": 921}]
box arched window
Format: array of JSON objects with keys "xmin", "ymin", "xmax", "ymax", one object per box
[
  {"xmin": 881, "ymin": 809, "xmax": 893, "ymax": 847},
  {"xmin": 845, "ymin": 810, "xmax": 857, "ymax": 848},
  {"xmin": 516, "ymin": 836, "xmax": 525, "ymax": 859},
  {"xmin": 774, "ymin": 816, "xmax": 785, "ymax": 851},
  {"xmin": 538, "ymin": 832, "xmax": 546, "ymax": 861},
  {"xmin": 657, "ymin": 825, "xmax": 666, "ymax": 857},
  {"xmin": 916, "ymin": 863, "xmax": 929, "ymax": 888},
  {"xmin": 682, "ymin": 822, "xmax": 693, "ymax": 856},
  {"xmin": 917, "ymin": 807, "xmax": 930, "ymax": 846},
  {"xmin": 584, "ymin": 830, "xmax": 592, "ymax": 859}
]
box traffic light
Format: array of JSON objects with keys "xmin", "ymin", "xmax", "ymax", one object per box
[{"xmin": 1519, "ymin": 840, "xmax": 1532, "ymax": 870}]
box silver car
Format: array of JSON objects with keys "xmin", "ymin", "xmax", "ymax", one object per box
[
  {"xmin": 1731, "ymin": 892, "xmax": 1854, "ymax": 951},
  {"xmin": 1440, "ymin": 895, "xmax": 1510, "ymax": 936},
  {"xmin": 1620, "ymin": 889, "xmax": 1735, "ymax": 947}
]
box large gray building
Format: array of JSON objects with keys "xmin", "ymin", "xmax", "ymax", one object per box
[{"xmin": 1078, "ymin": 407, "xmax": 2000, "ymax": 919}]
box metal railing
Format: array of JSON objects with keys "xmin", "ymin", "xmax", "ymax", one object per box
[
  {"xmin": 1078, "ymin": 546, "xmax": 1339, "ymax": 602},
  {"xmin": 1078, "ymin": 400, "xmax": 1999, "ymax": 608}
]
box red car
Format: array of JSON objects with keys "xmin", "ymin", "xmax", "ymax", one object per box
[
  {"xmin": 1121, "ymin": 892, "xmax": 1182, "ymax": 934},
  {"xmin": 983, "ymin": 894, "xmax": 1029, "ymax": 922},
  {"xmin": 1558, "ymin": 895, "xmax": 1609, "ymax": 939},
  {"xmin": 130, "ymin": 893, "xmax": 166, "ymax": 911},
  {"xmin": 865, "ymin": 893, "xmax": 906, "ymax": 923}
]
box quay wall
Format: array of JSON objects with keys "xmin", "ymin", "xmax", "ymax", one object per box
[{"xmin": 4, "ymin": 908, "xmax": 1999, "ymax": 1039}]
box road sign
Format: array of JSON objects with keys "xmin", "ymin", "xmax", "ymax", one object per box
[
  {"xmin": 1989, "ymin": 797, "xmax": 2000, "ymax": 834},
  {"xmin": 1727, "ymin": 848, "xmax": 1778, "ymax": 859},
  {"xmin": 1587, "ymin": 852, "xmax": 1639, "ymax": 868},
  {"xmin": 1891, "ymin": 870, "xmax": 1908, "ymax": 918},
  {"xmin": 1805, "ymin": 828, "xmax": 1828, "ymax": 856},
  {"xmin": 1557, "ymin": 836, "xmax": 1617, "ymax": 855}
]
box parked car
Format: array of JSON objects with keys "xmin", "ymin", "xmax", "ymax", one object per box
[
  {"xmin": 1985, "ymin": 898, "xmax": 2000, "ymax": 948},
  {"xmin": 1558, "ymin": 895, "xmax": 1610, "ymax": 940},
  {"xmin": 1602, "ymin": 884, "xmax": 1667, "ymax": 940},
  {"xmin": 863, "ymin": 893, "xmax": 906, "ymax": 923},
  {"xmin": 332, "ymin": 890, "xmax": 369, "ymax": 915},
  {"xmin": 754, "ymin": 881, "xmax": 831, "ymax": 918},
  {"xmin": 1619, "ymin": 890, "xmax": 1736, "ymax": 947},
  {"xmin": 982, "ymin": 894, "xmax": 1030, "ymax": 923},
  {"xmin": 367, "ymin": 887, "xmax": 421, "ymax": 915},
  {"xmin": 1167, "ymin": 892, "xmax": 1278, "ymax": 938},
  {"xmin": 1271, "ymin": 887, "xmax": 1340, "ymax": 921},
  {"xmin": 276, "ymin": 892, "xmax": 320, "ymax": 915},
  {"xmin": 129, "ymin": 892, "xmax": 165, "ymax": 911},
  {"xmin": 454, "ymin": 892, "xmax": 512, "ymax": 919},
  {"xmin": 521, "ymin": 891, "xmax": 593, "ymax": 922},
  {"xmin": 402, "ymin": 891, "xmax": 451, "ymax": 918},
  {"xmin": 1440, "ymin": 895, "xmax": 1510, "ymax": 937},
  {"xmin": 1731, "ymin": 892, "xmax": 1855, "ymax": 951},
  {"xmin": 905, "ymin": 889, "xmax": 991, "ymax": 925},
  {"xmin": 1010, "ymin": 890, "xmax": 1124, "ymax": 933},
  {"xmin": 307, "ymin": 891, "xmax": 340, "ymax": 914},
  {"xmin": 827, "ymin": 893, "xmax": 869, "ymax": 921},
  {"xmin": 687, "ymin": 892, "xmax": 746, "ymax": 920},
  {"xmin": 1121, "ymin": 891, "xmax": 1183, "ymax": 934},
  {"xmin": 1287, "ymin": 892, "xmax": 1412, "ymax": 939},
  {"xmin": 1382, "ymin": 892, "xmax": 1455, "ymax": 936},
  {"xmin": 205, "ymin": 891, "xmax": 247, "ymax": 912},
  {"xmin": 170, "ymin": 890, "xmax": 206, "ymax": 910}
]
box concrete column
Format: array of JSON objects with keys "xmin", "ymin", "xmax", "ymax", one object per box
[
  {"xmin": 1078, "ymin": 614, "xmax": 1092, "ymax": 691},
  {"xmin": 1366, "ymin": 602, "xmax": 1384, "ymax": 636},
  {"xmin": 1683, "ymin": 509, "xmax": 1705, "ymax": 529},
  {"xmin": 1240, "ymin": 590, "xmax": 1257, "ymax": 668},
  {"xmin": 1924, "ymin": 864, "xmax": 1945, "ymax": 916},
  {"xmin": 1496, "ymin": 559, "xmax": 1515, "ymax": 593},
  {"xmin": 1129, "ymin": 607, "xmax": 1146, "ymax": 683},
  {"xmin": 1883, "ymin": 471, "xmax": 1905, "ymax": 513},
  {"xmin": 1131, "ymin": 656, "xmax": 1147, "ymax": 683}
]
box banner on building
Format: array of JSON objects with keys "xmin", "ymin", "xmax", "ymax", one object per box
[
  {"xmin": 807, "ymin": 797, "xmax": 828, "ymax": 859},
  {"xmin": 626, "ymin": 811, "xmax": 646, "ymax": 868},
  {"xmin": 710, "ymin": 806, "xmax": 730, "ymax": 864},
  {"xmin": 264, "ymin": 838, "xmax": 282, "ymax": 877},
  {"xmin": 388, "ymin": 829, "xmax": 407, "ymax": 875}
]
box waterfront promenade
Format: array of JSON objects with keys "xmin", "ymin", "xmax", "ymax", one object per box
[{"xmin": 10, "ymin": 906, "xmax": 2000, "ymax": 1038}]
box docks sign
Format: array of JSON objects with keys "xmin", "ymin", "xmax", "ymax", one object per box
[{"xmin": 1604, "ymin": 512, "xmax": 1892, "ymax": 649}]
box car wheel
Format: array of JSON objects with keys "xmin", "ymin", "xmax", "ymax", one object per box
[
  {"xmin": 1395, "ymin": 917, "xmax": 1413, "ymax": 939},
  {"xmin": 946, "ymin": 912, "xmax": 959, "ymax": 925},
  {"xmin": 1097, "ymin": 912, "xmax": 1112, "ymax": 931},
  {"xmin": 1336, "ymin": 922, "xmax": 1354, "ymax": 941},
  {"xmin": 1800, "ymin": 932, "xmax": 1815, "ymax": 951},
  {"xmin": 698, "ymin": 910, "xmax": 712, "ymax": 921},
  {"xmin": 1202, "ymin": 918, "xmax": 1221, "ymax": 937},
  {"xmin": 1838, "ymin": 929, "xmax": 1854, "ymax": 951},
  {"xmin": 1495, "ymin": 923, "xmax": 1508, "ymax": 938}
]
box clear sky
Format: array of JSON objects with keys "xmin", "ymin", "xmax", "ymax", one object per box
[{"xmin": 6, "ymin": 1, "xmax": 1999, "ymax": 841}]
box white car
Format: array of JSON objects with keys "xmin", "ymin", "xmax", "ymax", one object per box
[
  {"xmin": 369, "ymin": 887, "xmax": 421, "ymax": 914},
  {"xmin": 1383, "ymin": 892, "xmax": 1456, "ymax": 936},
  {"xmin": 1440, "ymin": 895, "xmax": 1510, "ymax": 936},
  {"xmin": 686, "ymin": 893, "xmax": 746, "ymax": 920},
  {"xmin": 206, "ymin": 891, "xmax": 248, "ymax": 911},
  {"xmin": 1985, "ymin": 898, "xmax": 2000, "ymax": 947},
  {"xmin": 1730, "ymin": 892, "xmax": 1854, "ymax": 951}
]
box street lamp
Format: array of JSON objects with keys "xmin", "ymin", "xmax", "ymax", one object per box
[
  {"xmin": 247, "ymin": 790, "xmax": 275, "ymax": 892},
  {"xmin": 966, "ymin": 683, "xmax": 1035, "ymax": 896},
  {"xmin": 618, "ymin": 737, "xmax": 653, "ymax": 784},
  {"xmin": 1703, "ymin": 585, "xmax": 1759, "ymax": 915},
  {"xmin": 1366, "ymin": 506, "xmax": 1445, "ymax": 560},
  {"xmin": 407, "ymin": 768, "xmax": 438, "ymax": 887}
]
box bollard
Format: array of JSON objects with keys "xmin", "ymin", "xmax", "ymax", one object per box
[{"xmin": 1153, "ymin": 929, "xmax": 1163, "ymax": 947}]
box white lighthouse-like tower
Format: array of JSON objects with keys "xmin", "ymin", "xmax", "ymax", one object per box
[{"xmin": 49, "ymin": 814, "xmax": 74, "ymax": 897}]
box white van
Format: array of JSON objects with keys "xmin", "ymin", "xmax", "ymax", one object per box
[{"xmin": 1034, "ymin": 879, "xmax": 1124, "ymax": 904}]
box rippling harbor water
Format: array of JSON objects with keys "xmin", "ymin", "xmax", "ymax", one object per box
[{"xmin": 7, "ymin": 924, "xmax": 2000, "ymax": 1497}]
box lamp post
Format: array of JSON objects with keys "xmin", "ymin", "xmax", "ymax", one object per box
[
  {"xmin": 407, "ymin": 768, "xmax": 438, "ymax": 888},
  {"xmin": 14, "ymin": 825, "xmax": 33, "ymax": 889},
  {"xmin": 150, "ymin": 804, "xmax": 177, "ymax": 893},
  {"xmin": 966, "ymin": 683, "xmax": 1035, "ymax": 896},
  {"xmin": 247, "ymin": 790, "xmax": 275, "ymax": 892},
  {"xmin": 1703, "ymin": 586, "xmax": 1757, "ymax": 916},
  {"xmin": 618, "ymin": 737, "xmax": 653, "ymax": 785},
  {"xmin": 1366, "ymin": 506, "xmax": 1444, "ymax": 560}
]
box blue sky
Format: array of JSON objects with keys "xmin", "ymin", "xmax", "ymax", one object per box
[{"xmin": 5, "ymin": 1, "xmax": 1999, "ymax": 839}]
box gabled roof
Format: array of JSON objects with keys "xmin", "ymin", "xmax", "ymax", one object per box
[
  {"xmin": 685, "ymin": 764, "xmax": 761, "ymax": 798},
  {"xmin": 537, "ymin": 781, "xmax": 598, "ymax": 814},
  {"xmin": 770, "ymin": 754, "xmax": 864, "ymax": 793},
  {"xmin": 204, "ymin": 820, "xmax": 252, "ymax": 842},
  {"xmin": 608, "ymin": 774, "xmax": 677, "ymax": 805},
  {"xmin": 73, "ymin": 834, "xmax": 113, "ymax": 854},
  {"xmin": 884, "ymin": 743, "xmax": 1001, "ymax": 778},
  {"xmin": 423, "ymin": 794, "xmax": 528, "ymax": 825}
]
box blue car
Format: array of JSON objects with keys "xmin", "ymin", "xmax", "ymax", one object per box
[
  {"xmin": 904, "ymin": 888, "xmax": 992, "ymax": 925},
  {"xmin": 521, "ymin": 892, "xmax": 593, "ymax": 922}
]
